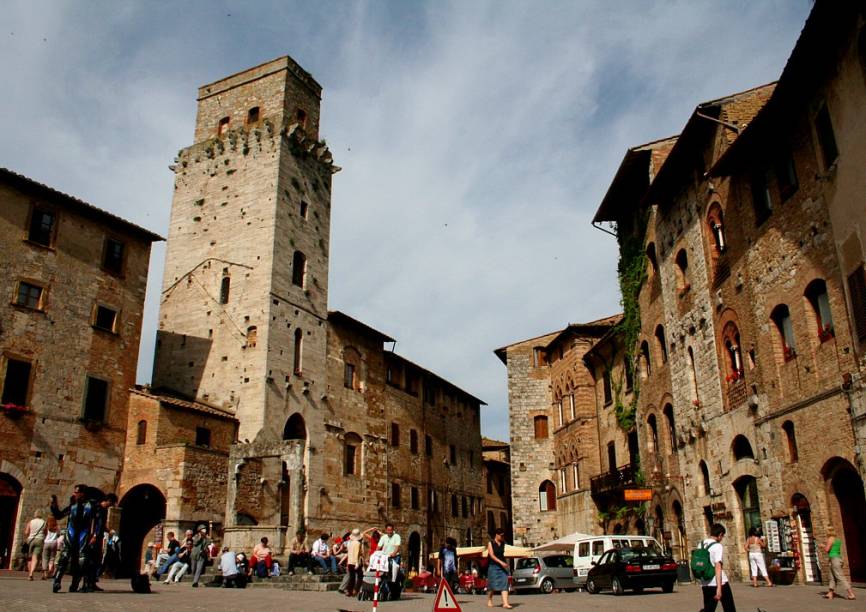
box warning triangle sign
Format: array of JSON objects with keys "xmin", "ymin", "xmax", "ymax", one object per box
[{"xmin": 433, "ymin": 579, "xmax": 461, "ymax": 611}]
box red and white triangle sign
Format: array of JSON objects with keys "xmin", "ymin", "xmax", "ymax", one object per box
[{"xmin": 433, "ymin": 579, "xmax": 461, "ymax": 611}]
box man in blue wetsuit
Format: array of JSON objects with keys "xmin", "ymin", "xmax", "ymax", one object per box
[{"xmin": 50, "ymin": 484, "xmax": 103, "ymax": 593}]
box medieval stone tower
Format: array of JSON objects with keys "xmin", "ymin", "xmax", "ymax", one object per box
[{"xmin": 153, "ymin": 56, "xmax": 338, "ymax": 547}]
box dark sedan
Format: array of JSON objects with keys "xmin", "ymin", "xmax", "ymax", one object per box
[{"xmin": 586, "ymin": 545, "xmax": 678, "ymax": 595}]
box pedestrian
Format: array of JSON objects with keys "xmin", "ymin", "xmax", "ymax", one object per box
[
  {"xmin": 312, "ymin": 533, "xmax": 337, "ymax": 574},
  {"xmin": 251, "ymin": 536, "xmax": 274, "ymax": 578},
  {"xmin": 164, "ymin": 538, "xmax": 193, "ymax": 583},
  {"xmin": 23, "ymin": 508, "xmax": 46, "ymax": 581},
  {"xmin": 344, "ymin": 528, "xmax": 362, "ymax": 597},
  {"xmin": 99, "ymin": 529, "xmax": 121, "ymax": 578},
  {"xmin": 190, "ymin": 524, "xmax": 211, "ymax": 587},
  {"xmin": 486, "ymin": 528, "xmax": 512, "ymax": 609},
  {"xmin": 50, "ymin": 485, "xmax": 101, "ymax": 593},
  {"xmin": 287, "ymin": 530, "xmax": 311, "ymax": 574},
  {"xmin": 824, "ymin": 529, "xmax": 856, "ymax": 600},
  {"xmin": 437, "ymin": 537, "xmax": 458, "ymax": 592},
  {"xmin": 699, "ymin": 523, "xmax": 735, "ymax": 612},
  {"xmin": 219, "ymin": 546, "xmax": 240, "ymax": 588},
  {"xmin": 744, "ymin": 527, "xmax": 772, "ymax": 587},
  {"xmin": 377, "ymin": 523, "xmax": 402, "ymax": 583},
  {"xmin": 41, "ymin": 516, "xmax": 61, "ymax": 580}
]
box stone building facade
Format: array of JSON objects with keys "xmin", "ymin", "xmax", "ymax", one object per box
[
  {"xmin": 588, "ymin": 1, "xmax": 866, "ymax": 584},
  {"xmin": 482, "ymin": 438, "xmax": 512, "ymax": 541},
  {"xmin": 125, "ymin": 56, "xmax": 485, "ymax": 570},
  {"xmin": 0, "ymin": 168, "xmax": 161, "ymax": 568}
]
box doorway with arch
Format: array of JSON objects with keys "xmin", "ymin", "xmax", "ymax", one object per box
[
  {"xmin": 118, "ymin": 484, "xmax": 166, "ymax": 577},
  {"xmin": 0, "ymin": 473, "xmax": 22, "ymax": 569},
  {"xmin": 823, "ymin": 458, "xmax": 866, "ymax": 583}
]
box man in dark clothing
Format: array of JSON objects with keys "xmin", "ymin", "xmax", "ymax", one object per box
[
  {"xmin": 88, "ymin": 493, "xmax": 117, "ymax": 590},
  {"xmin": 50, "ymin": 484, "xmax": 103, "ymax": 593}
]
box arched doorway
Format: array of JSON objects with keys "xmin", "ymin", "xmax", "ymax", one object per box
[
  {"xmin": 408, "ymin": 531, "xmax": 421, "ymax": 572},
  {"xmin": 672, "ymin": 500, "xmax": 686, "ymax": 561},
  {"xmin": 823, "ymin": 458, "xmax": 866, "ymax": 582},
  {"xmin": 118, "ymin": 484, "xmax": 166, "ymax": 577},
  {"xmin": 283, "ymin": 413, "xmax": 307, "ymax": 440},
  {"xmin": 792, "ymin": 493, "xmax": 821, "ymax": 583},
  {"xmin": 734, "ymin": 476, "xmax": 761, "ymax": 538},
  {"xmin": 0, "ymin": 473, "xmax": 22, "ymax": 569}
]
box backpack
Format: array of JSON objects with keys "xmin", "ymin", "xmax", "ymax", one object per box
[{"xmin": 690, "ymin": 541, "xmax": 719, "ymax": 581}]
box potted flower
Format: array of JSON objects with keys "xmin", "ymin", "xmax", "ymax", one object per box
[
  {"xmin": 818, "ymin": 323, "xmax": 834, "ymax": 342},
  {"xmin": 783, "ymin": 345, "xmax": 796, "ymax": 361},
  {"xmin": 692, "ymin": 398, "xmax": 702, "ymax": 408}
]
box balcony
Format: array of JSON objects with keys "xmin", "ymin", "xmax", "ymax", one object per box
[{"xmin": 591, "ymin": 462, "xmax": 638, "ymax": 498}]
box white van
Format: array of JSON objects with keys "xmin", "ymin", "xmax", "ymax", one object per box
[{"xmin": 572, "ymin": 535, "xmax": 661, "ymax": 586}]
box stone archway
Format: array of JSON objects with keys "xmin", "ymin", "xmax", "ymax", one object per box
[
  {"xmin": 408, "ymin": 531, "xmax": 421, "ymax": 572},
  {"xmin": 0, "ymin": 472, "xmax": 22, "ymax": 569},
  {"xmin": 823, "ymin": 458, "xmax": 866, "ymax": 583},
  {"xmin": 118, "ymin": 484, "xmax": 166, "ymax": 577}
]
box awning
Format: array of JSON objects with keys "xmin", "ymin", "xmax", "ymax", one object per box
[
  {"xmin": 532, "ymin": 532, "xmax": 598, "ymax": 552},
  {"xmin": 428, "ymin": 544, "xmax": 533, "ymax": 559}
]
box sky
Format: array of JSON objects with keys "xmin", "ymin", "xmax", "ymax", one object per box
[{"xmin": 1, "ymin": 0, "xmax": 812, "ymax": 442}]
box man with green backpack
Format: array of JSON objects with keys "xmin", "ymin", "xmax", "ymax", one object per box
[{"xmin": 691, "ymin": 524, "xmax": 736, "ymax": 612}]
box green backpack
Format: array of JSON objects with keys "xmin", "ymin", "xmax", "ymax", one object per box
[{"xmin": 690, "ymin": 541, "xmax": 719, "ymax": 581}]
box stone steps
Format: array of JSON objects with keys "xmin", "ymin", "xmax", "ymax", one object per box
[{"xmin": 248, "ymin": 574, "xmax": 343, "ymax": 592}]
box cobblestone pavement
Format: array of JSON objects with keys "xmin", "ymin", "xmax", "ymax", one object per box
[{"xmin": 0, "ymin": 578, "xmax": 863, "ymax": 612}]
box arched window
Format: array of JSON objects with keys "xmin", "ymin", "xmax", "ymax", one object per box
[
  {"xmin": 344, "ymin": 432, "xmax": 362, "ymax": 476},
  {"xmin": 655, "ymin": 324, "xmax": 668, "ymax": 363},
  {"xmin": 771, "ymin": 304, "xmax": 796, "ymax": 360},
  {"xmin": 646, "ymin": 242, "xmax": 659, "ymax": 276},
  {"xmin": 292, "ymin": 251, "xmax": 306, "ymax": 288},
  {"xmin": 219, "ymin": 276, "xmax": 230, "ymax": 304},
  {"xmin": 293, "ymin": 328, "xmax": 303, "ymax": 374},
  {"xmin": 533, "ymin": 415, "xmax": 548, "ymax": 439},
  {"xmin": 675, "ymin": 249, "xmax": 689, "ymax": 293},
  {"xmin": 735, "ymin": 476, "xmax": 762, "ymax": 536},
  {"xmin": 805, "ymin": 279, "xmax": 834, "ymax": 341},
  {"xmin": 663, "ymin": 403, "xmax": 676, "ymax": 453},
  {"xmin": 246, "ymin": 326, "xmax": 257, "ymax": 348},
  {"xmin": 217, "ymin": 116, "xmax": 229, "ymax": 136},
  {"xmin": 640, "ymin": 341, "xmax": 652, "ymax": 378},
  {"xmin": 283, "ymin": 413, "xmax": 306, "ymax": 440},
  {"xmin": 722, "ymin": 322, "xmax": 743, "ymax": 382},
  {"xmin": 707, "ymin": 203, "xmax": 726, "ymax": 252},
  {"xmin": 647, "ymin": 414, "xmax": 659, "ymax": 454},
  {"xmin": 136, "ymin": 420, "xmax": 147, "ymax": 445},
  {"xmin": 246, "ymin": 106, "xmax": 260, "ymax": 124},
  {"xmin": 782, "ymin": 421, "xmax": 798, "ymax": 463},
  {"xmin": 538, "ymin": 480, "xmax": 557, "ymax": 512},
  {"xmin": 700, "ymin": 460, "xmax": 711, "ymax": 496},
  {"xmin": 732, "ymin": 435, "xmax": 755, "ymax": 461}
]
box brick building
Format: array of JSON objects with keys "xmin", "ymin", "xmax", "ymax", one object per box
[
  {"xmin": 0, "ymin": 168, "xmax": 161, "ymax": 568},
  {"xmin": 120, "ymin": 56, "xmax": 485, "ymax": 570},
  {"xmin": 588, "ymin": 1, "xmax": 866, "ymax": 584}
]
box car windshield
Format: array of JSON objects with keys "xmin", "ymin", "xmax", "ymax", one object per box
[
  {"xmin": 516, "ymin": 558, "xmax": 539, "ymax": 571},
  {"xmin": 619, "ymin": 545, "xmax": 664, "ymax": 561}
]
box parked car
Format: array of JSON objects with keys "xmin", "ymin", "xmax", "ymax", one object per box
[
  {"xmin": 586, "ymin": 545, "xmax": 678, "ymax": 595},
  {"xmin": 572, "ymin": 534, "xmax": 662, "ymax": 586},
  {"xmin": 512, "ymin": 554, "xmax": 576, "ymax": 593}
]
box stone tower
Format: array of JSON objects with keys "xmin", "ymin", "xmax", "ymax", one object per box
[{"xmin": 153, "ymin": 57, "xmax": 338, "ymax": 548}]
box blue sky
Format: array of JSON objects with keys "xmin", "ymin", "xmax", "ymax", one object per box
[{"xmin": 1, "ymin": 1, "xmax": 812, "ymax": 441}]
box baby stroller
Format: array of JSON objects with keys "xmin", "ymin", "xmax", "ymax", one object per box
[{"xmin": 357, "ymin": 566, "xmax": 404, "ymax": 601}]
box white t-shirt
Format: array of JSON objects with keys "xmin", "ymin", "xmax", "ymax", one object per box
[
  {"xmin": 378, "ymin": 533, "xmax": 401, "ymax": 556},
  {"xmin": 700, "ymin": 538, "xmax": 728, "ymax": 587}
]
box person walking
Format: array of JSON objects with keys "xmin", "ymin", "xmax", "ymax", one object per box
[
  {"xmin": 744, "ymin": 527, "xmax": 772, "ymax": 587},
  {"xmin": 50, "ymin": 485, "xmax": 102, "ymax": 593},
  {"xmin": 699, "ymin": 524, "xmax": 736, "ymax": 612},
  {"xmin": 190, "ymin": 525, "xmax": 211, "ymax": 587},
  {"xmin": 24, "ymin": 509, "xmax": 47, "ymax": 581},
  {"xmin": 824, "ymin": 530, "xmax": 856, "ymax": 600},
  {"xmin": 41, "ymin": 517, "xmax": 61, "ymax": 580},
  {"xmin": 344, "ymin": 528, "xmax": 362, "ymax": 597},
  {"xmin": 437, "ymin": 537, "xmax": 458, "ymax": 592},
  {"xmin": 99, "ymin": 529, "xmax": 121, "ymax": 578},
  {"xmin": 486, "ymin": 528, "xmax": 512, "ymax": 609}
]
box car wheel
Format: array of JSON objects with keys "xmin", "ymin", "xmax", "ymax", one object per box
[
  {"xmin": 586, "ymin": 578, "xmax": 598, "ymax": 594},
  {"xmin": 662, "ymin": 580, "xmax": 675, "ymax": 593},
  {"xmin": 540, "ymin": 578, "xmax": 554, "ymax": 594},
  {"xmin": 611, "ymin": 577, "xmax": 624, "ymax": 596}
]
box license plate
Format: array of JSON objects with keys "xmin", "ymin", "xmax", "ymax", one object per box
[
  {"xmin": 578, "ymin": 569, "xmax": 588, "ymax": 576},
  {"xmin": 516, "ymin": 578, "xmax": 528, "ymax": 583},
  {"xmin": 643, "ymin": 564, "xmax": 660, "ymax": 570}
]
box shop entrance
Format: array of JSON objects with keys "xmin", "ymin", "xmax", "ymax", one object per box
[{"xmin": 823, "ymin": 458, "xmax": 866, "ymax": 583}]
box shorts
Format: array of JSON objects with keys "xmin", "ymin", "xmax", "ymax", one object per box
[{"xmin": 28, "ymin": 538, "xmax": 44, "ymax": 558}]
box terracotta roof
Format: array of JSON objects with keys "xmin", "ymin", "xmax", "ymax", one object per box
[
  {"xmin": 131, "ymin": 387, "xmax": 238, "ymax": 421},
  {"xmin": 482, "ymin": 437, "xmax": 509, "ymax": 449},
  {"xmin": 544, "ymin": 314, "xmax": 623, "ymax": 351},
  {"xmin": 493, "ymin": 329, "xmax": 564, "ymax": 364},
  {"xmin": 328, "ymin": 310, "xmax": 395, "ymax": 342},
  {"xmin": 1, "ymin": 167, "xmax": 163, "ymax": 242}
]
